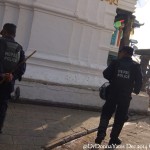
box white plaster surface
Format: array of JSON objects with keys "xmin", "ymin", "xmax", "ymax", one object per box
[
  {"xmin": 0, "ymin": 0, "xmax": 138, "ymax": 106},
  {"xmin": 0, "ymin": 0, "xmax": 118, "ymax": 87},
  {"xmin": 15, "ymin": 80, "xmax": 149, "ymax": 113}
]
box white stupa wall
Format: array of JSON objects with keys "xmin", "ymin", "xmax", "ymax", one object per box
[
  {"xmin": 0, "ymin": 0, "xmax": 141, "ymax": 109},
  {"xmin": 0, "ymin": 0, "xmax": 117, "ymax": 87}
]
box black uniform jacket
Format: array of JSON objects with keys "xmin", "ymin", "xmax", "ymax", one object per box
[
  {"xmin": 0, "ymin": 36, "xmax": 26, "ymax": 97},
  {"xmin": 103, "ymin": 57, "xmax": 143, "ymax": 97}
]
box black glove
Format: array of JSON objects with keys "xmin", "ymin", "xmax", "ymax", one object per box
[{"xmin": 133, "ymin": 89, "xmax": 140, "ymax": 95}]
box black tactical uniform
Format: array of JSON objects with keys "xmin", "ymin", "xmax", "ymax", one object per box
[
  {"xmin": 0, "ymin": 23, "xmax": 26, "ymax": 132},
  {"xmin": 95, "ymin": 46, "xmax": 142, "ymax": 146}
]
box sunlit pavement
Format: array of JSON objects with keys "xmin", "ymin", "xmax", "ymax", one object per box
[
  {"xmin": 0, "ymin": 102, "xmax": 149, "ymax": 150},
  {"xmin": 0, "ymin": 102, "xmax": 101, "ymax": 150},
  {"xmin": 55, "ymin": 117, "xmax": 150, "ymax": 150}
]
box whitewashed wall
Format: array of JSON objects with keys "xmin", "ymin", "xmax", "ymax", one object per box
[
  {"xmin": 0, "ymin": 0, "xmax": 138, "ymax": 106},
  {"xmin": 0, "ymin": 0, "xmax": 117, "ymax": 87}
]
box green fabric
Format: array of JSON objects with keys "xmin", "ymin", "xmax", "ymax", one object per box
[{"xmin": 114, "ymin": 21, "xmax": 121, "ymax": 28}]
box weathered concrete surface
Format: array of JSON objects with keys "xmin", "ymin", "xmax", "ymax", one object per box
[
  {"xmin": 130, "ymin": 92, "xmax": 149, "ymax": 113},
  {"xmin": 52, "ymin": 117, "xmax": 150, "ymax": 150},
  {"xmin": 15, "ymin": 80, "xmax": 149, "ymax": 113},
  {"xmin": 1, "ymin": 102, "xmax": 149, "ymax": 150},
  {"xmin": 1, "ymin": 102, "xmax": 101, "ymax": 150}
]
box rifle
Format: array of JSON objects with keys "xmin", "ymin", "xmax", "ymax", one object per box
[
  {"xmin": 12, "ymin": 50, "xmax": 36, "ymax": 73},
  {"xmin": 0, "ymin": 50, "xmax": 37, "ymax": 84}
]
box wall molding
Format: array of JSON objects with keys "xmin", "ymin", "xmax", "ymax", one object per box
[
  {"xmin": 0, "ymin": 0, "xmax": 117, "ymax": 30},
  {"xmin": 26, "ymin": 51, "xmax": 105, "ymax": 75}
]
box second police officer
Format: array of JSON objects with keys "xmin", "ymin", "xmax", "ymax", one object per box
[{"xmin": 95, "ymin": 46, "xmax": 143, "ymax": 146}]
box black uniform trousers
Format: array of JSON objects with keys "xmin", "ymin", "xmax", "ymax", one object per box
[
  {"xmin": 0, "ymin": 84, "xmax": 12, "ymax": 131},
  {"xmin": 97, "ymin": 94, "xmax": 131, "ymax": 140},
  {"xmin": 0, "ymin": 100, "xmax": 8, "ymax": 131}
]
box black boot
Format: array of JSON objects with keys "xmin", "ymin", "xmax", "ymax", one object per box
[
  {"xmin": 108, "ymin": 138, "xmax": 122, "ymax": 145},
  {"xmin": 95, "ymin": 118, "xmax": 109, "ymax": 144},
  {"xmin": 95, "ymin": 136, "xmax": 103, "ymax": 144},
  {"xmin": 109, "ymin": 121, "xmax": 124, "ymax": 148}
]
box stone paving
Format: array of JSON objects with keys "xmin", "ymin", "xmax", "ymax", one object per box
[
  {"xmin": 0, "ymin": 102, "xmax": 149, "ymax": 150},
  {"xmin": 0, "ymin": 102, "xmax": 101, "ymax": 150},
  {"xmin": 54, "ymin": 117, "xmax": 150, "ymax": 150}
]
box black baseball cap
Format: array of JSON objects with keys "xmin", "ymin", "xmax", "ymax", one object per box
[
  {"xmin": 0, "ymin": 23, "xmax": 16, "ymax": 36},
  {"xmin": 119, "ymin": 46, "xmax": 134, "ymax": 56}
]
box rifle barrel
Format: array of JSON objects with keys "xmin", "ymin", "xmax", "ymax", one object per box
[{"xmin": 12, "ymin": 50, "xmax": 37, "ymax": 73}]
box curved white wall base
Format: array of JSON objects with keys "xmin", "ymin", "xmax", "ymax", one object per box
[{"xmin": 15, "ymin": 80, "xmax": 149, "ymax": 113}]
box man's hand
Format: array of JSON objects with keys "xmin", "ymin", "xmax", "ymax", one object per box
[
  {"xmin": 4, "ymin": 73, "xmax": 13, "ymax": 82},
  {"xmin": 133, "ymin": 90, "xmax": 139, "ymax": 95}
]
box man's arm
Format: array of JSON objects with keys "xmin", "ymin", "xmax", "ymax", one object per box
[
  {"xmin": 13, "ymin": 49, "xmax": 26, "ymax": 81},
  {"xmin": 133, "ymin": 64, "xmax": 143, "ymax": 94},
  {"xmin": 103, "ymin": 60, "xmax": 117, "ymax": 81}
]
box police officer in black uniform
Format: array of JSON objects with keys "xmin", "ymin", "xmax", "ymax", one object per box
[
  {"xmin": 95, "ymin": 46, "xmax": 142, "ymax": 146},
  {"xmin": 0, "ymin": 23, "xmax": 26, "ymax": 133}
]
